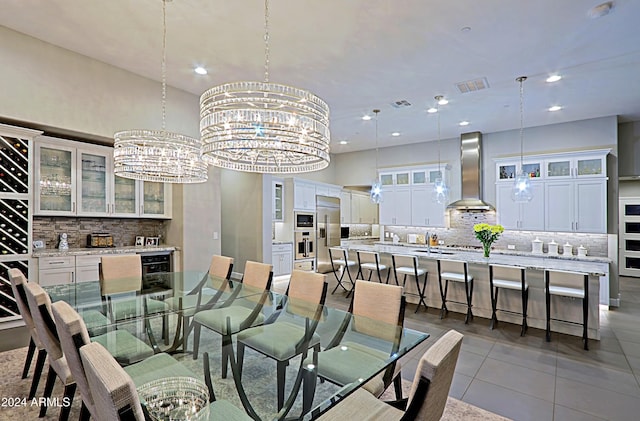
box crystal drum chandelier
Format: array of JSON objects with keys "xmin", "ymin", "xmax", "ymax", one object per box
[
  {"xmin": 370, "ymin": 109, "xmax": 383, "ymax": 204},
  {"xmin": 432, "ymin": 96, "xmax": 449, "ymax": 204},
  {"xmin": 113, "ymin": 0, "xmax": 207, "ymax": 183},
  {"xmin": 199, "ymin": 0, "xmax": 330, "ymax": 173},
  {"xmin": 512, "ymin": 76, "xmax": 533, "ymax": 202}
]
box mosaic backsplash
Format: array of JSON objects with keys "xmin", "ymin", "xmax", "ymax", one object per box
[
  {"xmin": 383, "ymin": 210, "xmax": 608, "ymax": 257},
  {"xmin": 33, "ymin": 217, "xmax": 166, "ymax": 249}
]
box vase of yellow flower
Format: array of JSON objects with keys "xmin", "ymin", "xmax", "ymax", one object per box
[{"xmin": 473, "ymin": 223, "xmax": 504, "ymax": 258}]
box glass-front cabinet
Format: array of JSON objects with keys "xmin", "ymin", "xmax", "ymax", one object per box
[
  {"xmin": 545, "ymin": 152, "xmax": 606, "ymax": 179},
  {"xmin": 113, "ymin": 176, "xmax": 138, "ymax": 216},
  {"xmin": 36, "ymin": 144, "xmax": 76, "ymax": 215},
  {"xmin": 496, "ymin": 159, "xmax": 542, "ymax": 181},
  {"xmin": 142, "ymin": 181, "xmax": 167, "ymax": 217},
  {"xmin": 78, "ymin": 149, "xmax": 109, "ymax": 216}
]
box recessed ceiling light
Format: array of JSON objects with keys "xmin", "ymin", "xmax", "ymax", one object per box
[
  {"xmin": 546, "ymin": 75, "xmax": 562, "ymax": 83},
  {"xmin": 339, "ymin": 140, "xmax": 348, "ymax": 145},
  {"xmin": 588, "ymin": 2, "xmax": 614, "ymax": 19},
  {"xmin": 194, "ymin": 66, "xmax": 208, "ymax": 75},
  {"xmin": 459, "ymin": 121, "xmax": 470, "ymax": 126},
  {"xmin": 391, "ymin": 132, "xmax": 400, "ymax": 137},
  {"xmin": 548, "ymin": 105, "xmax": 563, "ymax": 112},
  {"xmin": 461, "ymin": 26, "xmax": 472, "ymax": 32},
  {"xmin": 362, "ymin": 115, "xmax": 372, "ymax": 121},
  {"xmin": 427, "ymin": 107, "xmax": 438, "ymax": 113},
  {"xmin": 437, "ymin": 97, "xmax": 449, "ymax": 105}
]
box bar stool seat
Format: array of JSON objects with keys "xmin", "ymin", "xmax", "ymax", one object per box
[
  {"xmin": 392, "ymin": 254, "xmax": 428, "ymax": 313},
  {"xmin": 356, "ymin": 251, "xmax": 390, "ymax": 283},
  {"xmin": 492, "ymin": 278, "xmax": 527, "ymax": 290},
  {"xmin": 329, "ymin": 247, "xmax": 357, "ymax": 295},
  {"xmin": 548, "ymin": 286, "xmax": 584, "ymax": 299},
  {"xmin": 489, "ymin": 264, "xmax": 529, "ymax": 336},
  {"xmin": 545, "ymin": 269, "xmax": 589, "ymax": 350},
  {"xmin": 437, "ymin": 260, "xmax": 474, "ymax": 324}
]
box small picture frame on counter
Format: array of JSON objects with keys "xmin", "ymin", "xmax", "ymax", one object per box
[
  {"xmin": 145, "ymin": 237, "xmax": 159, "ymax": 247},
  {"xmin": 32, "ymin": 239, "xmax": 45, "ymax": 250},
  {"xmin": 135, "ymin": 236, "xmax": 145, "ymax": 246}
]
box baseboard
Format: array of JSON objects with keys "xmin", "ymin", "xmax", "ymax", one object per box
[{"xmin": 610, "ymin": 295, "xmax": 620, "ymax": 307}]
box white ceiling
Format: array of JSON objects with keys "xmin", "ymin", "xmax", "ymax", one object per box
[{"xmin": 1, "ymin": 0, "xmax": 639, "ymax": 153}]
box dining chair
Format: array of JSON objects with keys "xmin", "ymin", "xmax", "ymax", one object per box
[
  {"xmin": 7, "ymin": 268, "xmax": 47, "ymax": 399},
  {"xmin": 163, "ymin": 255, "xmax": 234, "ymax": 350},
  {"xmin": 24, "ymin": 282, "xmax": 76, "ymax": 420},
  {"xmin": 236, "ymin": 270, "xmax": 328, "ymax": 410},
  {"xmin": 303, "ymin": 280, "xmax": 405, "ymax": 411},
  {"xmin": 80, "ymin": 342, "xmax": 253, "ymax": 421},
  {"xmin": 316, "ymin": 329, "xmax": 464, "ymax": 421},
  {"xmin": 192, "ymin": 260, "xmax": 273, "ymax": 378}
]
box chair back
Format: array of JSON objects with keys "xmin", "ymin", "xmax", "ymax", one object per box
[
  {"xmin": 357, "ymin": 250, "xmax": 379, "ymax": 265},
  {"xmin": 7, "ymin": 268, "xmax": 40, "ymax": 344},
  {"xmin": 405, "ymin": 330, "xmax": 464, "ymax": 421},
  {"xmin": 286, "ymin": 270, "xmax": 327, "ymax": 318},
  {"xmin": 351, "ymin": 280, "xmax": 403, "ymax": 340},
  {"xmin": 438, "ymin": 259, "xmax": 467, "ymax": 274},
  {"xmin": 24, "ymin": 282, "xmax": 64, "ymax": 360},
  {"xmin": 242, "ymin": 261, "xmax": 273, "ymax": 290},
  {"xmin": 490, "ymin": 264, "xmax": 522, "ymax": 282},
  {"xmin": 99, "ymin": 254, "xmax": 142, "ymax": 295},
  {"xmin": 209, "ymin": 255, "xmax": 234, "ymax": 279},
  {"xmin": 80, "ymin": 342, "xmax": 146, "ymax": 421},
  {"xmin": 329, "ymin": 247, "xmax": 348, "ymax": 262},
  {"xmin": 52, "ymin": 301, "xmax": 94, "ymax": 414},
  {"xmin": 393, "ymin": 254, "xmax": 419, "ymax": 270}
]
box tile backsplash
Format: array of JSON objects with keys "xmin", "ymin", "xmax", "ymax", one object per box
[{"xmin": 32, "ymin": 217, "xmax": 166, "ymax": 249}]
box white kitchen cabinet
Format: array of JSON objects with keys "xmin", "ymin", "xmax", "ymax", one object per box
[
  {"xmin": 112, "ymin": 176, "xmax": 139, "ymax": 217},
  {"xmin": 293, "ymin": 180, "xmax": 316, "ymax": 211},
  {"xmin": 75, "ymin": 255, "xmax": 102, "ymax": 283},
  {"xmin": 35, "ymin": 142, "xmax": 77, "ymax": 215},
  {"xmin": 410, "ymin": 186, "xmax": 445, "ymax": 227},
  {"xmin": 496, "ymin": 159, "xmax": 543, "ymax": 182},
  {"xmin": 273, "ymin": 180, "xmax": 284, "ymax": 221},
  {"xmin": 379, "ymin": 170, "xmax": 410, "ymax": 187},
  {"xmin": 140, "ymin": 181, "xmax": 171, "ymax": 218},
  {"xmin": 272, "ymin": 243, "xmax": 292, "ymax": 276},
  {"xmin": 38, "ymin": 256, "xmax": 75, "ymax": 287},
  {"xmin": 545, "ymin": 151, "xmax": 607, "ymax": 179},
  {"xmin": 545, "ymin": 179, "xmax": 606, "ymax": 233},
  {"xmin": 340, "ymin": 191, "xmax": 351, "ymax": 223},
  {"xmin": 496, "ymin": 182, "xmax": 545, "ymax": 230},
  {"xmin": 77, "ymin": 147, "xmax": 111, "ymax": 216},
  {"xmin": 348, "ymin": 191, "xmax": 378, "ymax": 224},
  {"xmin": 380, "ymin": 187, "xmax": 411, "ymax": 225}
]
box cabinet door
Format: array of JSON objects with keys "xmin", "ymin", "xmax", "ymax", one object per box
[
  {"xmin": 281, "ymin": 249, "xmax": 292, "ymax": 275},
  {"xmin": 340, "ymin": 191, "xmax": 351, "ymax": 223},
  {"xmin": 411, "ymin": 186, "xmax": 430, "ymax": 226},
  {"xmin": 39, "ymin": 269, "xmax": 74, "ymax": 287},
  {"xmin": 576, "ymin": 155, "xmax": 606, "ymax": 178},
  {"xmin": 546, "ymin": 158, "xmax": 572, "ymax": 179},
  {"xmin": 351, "ymin": 193, "xmax": 362, "ymax": 223},
  {"xmin": 77, "ymin": 149, "xmax": 109, "ymax": 216},
  {"xmin": 294, "ymin": 182, "xmax": 315, "ymax": 211},
  {"xmin": 519, "ymin": 182, "xmax": 545, "ymax": 231},
  {"xmin": 395, "ymin": 187, "xmax": 412, "ymax": 225},
  {"xmin": 140, "ymin": 181, "xmax": 171, "ymax": 218},
  {"xmin": 363, "ymin": 195, "xmax": 378, "ymax": 224},
  {"xmin": 379, "ymin": 190, "xmax": 395, "ymax": 225},
  {"xmin": 113, "ymin": 176, "xmax": 139, "ymax": 217},
  {"xmin": 36, "ymin": 144, "xmax": 76, "ymax": 215},
  {"xmin": 545, "ymin": 181, "xmax": 575, "ymax": 232},
  {"xmin": 496, "ymin": 184, "xmax": 520, "ymax": 229},
  {"xmin": 575, "ymin": 180, "xmax": 606, "ymax": 233},
  {"xmin": 273, "ymin": 181, "xmax": 284, "ymax": 221}
]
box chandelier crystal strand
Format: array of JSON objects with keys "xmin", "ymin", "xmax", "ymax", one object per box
[
  {"xmin": 113, "ymin": 0, "xmax": 207, "ymax": 183},
  {"xmin": 432, "ymin": 96, "xmax": 449, "ymax": 203},
  {"xmin": 370, "ymin": 109, "xmax": 382, "ymax": 204},
  {"xmin": 511, "ymin": 76, "xmax": 533, "ymax": 202},
  {"xmin": 199, "ymin": 0, "xmax": 330, "ymax": 173}
]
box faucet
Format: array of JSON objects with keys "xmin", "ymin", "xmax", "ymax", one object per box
[{"xmin": 426, "ymin": 231, "xmax": 430, "ymax": 254}]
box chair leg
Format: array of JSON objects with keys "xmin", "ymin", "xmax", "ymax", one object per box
[
  {"xmin": 192, "ymin": 323, "xmax": 201, "ymax": 360},
  {"xmin": 237, "ymin": 341, "xmax": 245, "ymax": 379},
  {"xmin": 545, "ymin": 274, "xmax": 551, "ymax": 342},
  {"xmin": 29, "ymin": 349, "xmax": 47, "ymax": 400},
  {"xmin": 490, "ymin": 287, "xmax": 498, "ymax": 330},
  {"xmin": 221, "ymin": 335, "xmax": 230, "ymax": 379},
  {"xmin": 583, "ymin": 295, "xmax": 589, "ymax": 351},
  {"xmin": 385, "ymin": 267, "xmax": 391, "ymax": 284},
  {"xmin": 439, "ymin": 280, "xmax": 449, "ymax": 319},
  {"xmin": 277, "ymin": 360, "xmax": 288, "ymax": 411},
  {"xmin": 22, "ymin": 338, "xmax": 36, "ymax": 379},
  {"xmin": 40, "ymin": 366, "xmax": 57, "ymax": 417},
  {"xmin": 393, "ymin": 373, "xmax": 403, "ymax": 400},
  {"xmin": 463, "ymin": 279, "xmax": 472, "ymax": 324},
  {"xmin": 80, "ymin": 402, "xmax": 90, "ymax": 421},
  {"xmin": 59, "ymin": 383, "xmax": 76, "ymax": 421},
  {"xmin": 521, "ymin": 288, "xmax": 529, "ymax": 336}
]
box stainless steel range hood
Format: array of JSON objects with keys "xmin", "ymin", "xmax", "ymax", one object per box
[{"xmin": 447, "ymin": 131, "xmax": 495, "ymax": 211}]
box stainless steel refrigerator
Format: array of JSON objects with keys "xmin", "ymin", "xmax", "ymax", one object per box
[{"xmin": 316, "ymin": 195, "xmax": 341, "ymax": 273}]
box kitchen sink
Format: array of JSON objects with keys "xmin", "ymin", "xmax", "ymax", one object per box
[{"xmin": 413, "ymin": 249, "xmax": 455, "ymax": 255}]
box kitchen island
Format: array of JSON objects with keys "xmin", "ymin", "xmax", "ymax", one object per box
[{"xmin": 343, "ymin": 243, "xmax": 610, "ymax": 340}]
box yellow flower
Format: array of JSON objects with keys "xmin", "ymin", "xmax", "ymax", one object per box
[{"xmin": 474, "ymin": 223, "xmax": 489, "ymax": 232}]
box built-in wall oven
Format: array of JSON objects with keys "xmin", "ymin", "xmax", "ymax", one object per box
[
  {"xmin": 295, "ymin": 231, "xmax": 315, "ymax": 260},
  {"xmin": 619, "ymin": 198, "xmax": 640, "ymax": 277}
]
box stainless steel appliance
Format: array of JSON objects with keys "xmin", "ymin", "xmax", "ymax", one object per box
[
  {"xmin": 316, "ymin": 196, "xmax": 341, "ymax": 273},
  {"xmin": 294, "ymin": 231, "xmax": 315, "ymax": 260},
  {"xmin": 294, "ymin": 211, "xmax": 315, "ymax": 230},
  {"xmin": 619, "ymin": 198, "xmax": 640, "ymax": 277}
]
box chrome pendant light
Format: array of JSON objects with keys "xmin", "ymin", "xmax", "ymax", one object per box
[
  {"xmin": 199, "ymin": 0, "xmax": 330, "ymax": 173},
  {"xmin": 511, "ymin": 76, "xmax": 533, "ymax": 202},
  {"xmin": 370, "ymin": 109, "xmax": 383, "ymax": 204},
  {"xmin": 432, "ymin": 96, "xmax": 449, "ymax": 204},
  {"xmin": 114, "ymin": 0, "xmax": 207, "ymax": 183}
]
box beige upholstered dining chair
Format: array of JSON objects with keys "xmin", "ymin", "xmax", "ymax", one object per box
[
  {"xmin": 192, "ymin": 260, "xmax": 273, "ymax": 378},
  {"xmin": 80, "ymin": 342, "xmax": 253, "ymax": 421},
  {"xmin": 317, "ymin": 329, "xmax": 464, "ymax": 421},
  {"xmin": 236, "ymin": 270, "xmax": 328, "ymax": 410},
  {"xmin": 303, "ymin": 280, "xmax": 406, "ymax": 411},
  {"xmin": 24, "ymin": 282, "xmax": 77, "ymax": 421}
]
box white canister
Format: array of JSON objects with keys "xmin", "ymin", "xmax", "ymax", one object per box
[
  {"xmin": 532, "ymin": 237, "xmax": 543, "ymax": 254},
  {"xmin": 578, "ymin": 245, "xmax": 588, "ymax": 257},
  {"xmin": 563, "ymin": 242, "xmax": 573, "ymax": 256},
  {"xmin": 548, "ymin": 240, "xmax": 559, "ymax": 256}
]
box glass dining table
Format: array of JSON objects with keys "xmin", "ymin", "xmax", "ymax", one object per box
[{"xmin": 45, "ymin": 271, "xmax": 429, "ymax": 420}]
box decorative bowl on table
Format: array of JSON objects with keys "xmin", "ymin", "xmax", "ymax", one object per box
[{"xmin": 137, "ymin": 376, "xmax": 210, "ymax": 421}]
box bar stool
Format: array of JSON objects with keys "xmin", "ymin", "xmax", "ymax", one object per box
[
  {"xmin": 329, "ymin": 247, "xmax": 356, "ymax": 294},
  {"xmin": 391, "ymin": 254, "xmax": 428, "ymax": 312},
  {"xmin": 356, "ymin": 250, "xmax": 389, "ymax": 283},
  {"xmin": 489, "ymin": 264, "xmax": 529, "ymax": 336},
  {"xmin": 437, "ymin": 259, "xmax": 474, "ymax": 324},
  {"xmin": 545, "ymin": 269, "xmax": 589, "ymax": 350}
]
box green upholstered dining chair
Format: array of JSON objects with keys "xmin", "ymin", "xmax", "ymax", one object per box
[
  {"xmin": 24, "ymin": 282, "xmax": 77, "ymax": 421},
  {"xmin": 80, "ymin": 342, "xmax": 253, "ymax": 421},
  {"xmin": 317, "ymin": 330, "xmax": 464, "ymax": 421},
  {"xmin": 162, "ymin": 255, "xmax": 234, "ymax": 350},
  {"xmin": 236, "ymin": 270, "xmax": 328, "ymax": 410},
  {"xmin": 303, "ymin": 280, "xmax": 406, "ymax": 411},
  {"xmin": 192, "ymin": 260, "xmax": 273, "ymax": 378}
]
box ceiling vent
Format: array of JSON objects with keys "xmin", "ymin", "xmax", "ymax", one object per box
[
  {"xmin": 390, "ymin": 99, "xmax": 412, "ymax": 108},
  {"xmin": 456, "ymin": 77, "xmax": 490, "ymax": 94}
]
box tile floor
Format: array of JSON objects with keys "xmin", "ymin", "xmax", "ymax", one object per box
[{"xmin": 313, "ymin": 274, "xmax": 640, "ymax": 421}]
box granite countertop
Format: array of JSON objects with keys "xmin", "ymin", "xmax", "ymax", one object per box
[
  {"xmin": 342, "ymin": 237, "xmax": 377, "ymax": 241},
  {"xmin": 272, "ymin": 241, "xmax": 293, "ymax": 245},
  {"xmin": 348, "ymin": 243, "xmax": 609, "ymax": 276},
  {"xmin": 32, "ymin": 245, "xmax": 177, "ymax": 258}
]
